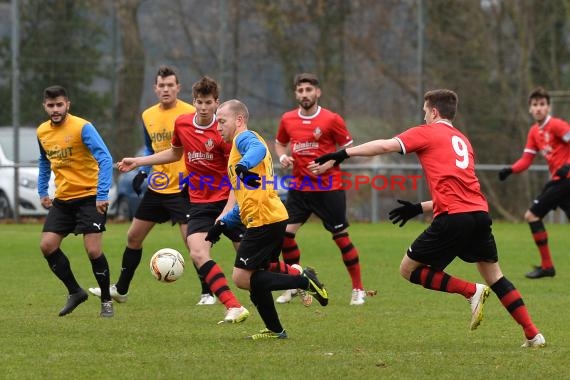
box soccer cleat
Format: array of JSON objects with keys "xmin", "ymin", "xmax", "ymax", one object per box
[
  {"xmin": 468, "ymin": 283, "xmax": 490, "ymax": 331},
  {"xmin": 350, "ymin": 289, "xmax": 366, "ymax": 306},
  {"xmin": 197, "ymin": 293, "xmax": 216, "ymax": 306},
  {"xmin": 525, "ymin": 266, "xmax": 555, "ymax": 279},
  {"xmin": 302, "ymin": 266, "xmax": 328, "ymax": 306},
  {"xmin": 100, "ymin": 301, "xmax": 114, "ymax": 318},
  {"xmin": 290, "ymin": 264, "xmax": 304, "ymax": 275},
  {"xmin": 276, "ymin": 289, "xmax": 298, "ymax": 304},
  {"xmin": 298, "ymin": 289, "xmax": 313, "ymax": 307},
  {"xmin": 223, "ymin": 306, "xmax": 250, "ymax": 323},
  {"xmin": 58, "ymin": 289, "xmax": 88, "ymax": 317},
  {"xmin": 289, "ymin": 264, "xmax": 313, "ymax": 307},
  {"xmin": 88, "ymin": 284, "xmax": 129, "ymax": 303},
  {"xmin": 521, "ymin": 333, "xmax": 546, "ymax": 348},
  {"xmin": 247, "ymin": 328, "xmax": 288, "ymax": 340}
]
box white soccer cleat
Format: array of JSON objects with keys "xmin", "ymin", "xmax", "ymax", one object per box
[
  {"xmin": 289, "ymin": 265, "xmax": 313, "ymax": 306},
  {"xmin": 521, "ymin": 333, "xmax": 546, "ymax": 348},
  {"xmin": 298, "ymin": 289, "xmax": 313, "ymax": 307},
  {"xmin": 196, "ymin": 293, "xmax": 216, "ymax": 306},
  {"xmin": 276, "ymin": 289, "xmax": 298, "ymax": 304},
  {"xmin": 350, "ymin": 289, "xmax": 366, "ymax": 306},
  {"xmin": 469, "ymin": 283, "xmax": 490, "ymax": 331},
  {"xmin": 88, "ymin": 284, "xmax": 128, "ymax": 304},
  {"xmin": 290, "ymin": 264, "xmax": 304, "ymax": 275},
  {"xmin": 223, "ymin": 306, "xmax": 250, "ymax": 323}
]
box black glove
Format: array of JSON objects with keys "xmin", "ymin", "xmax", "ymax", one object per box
[
  {"xmin": 498, "ymin": 167, "xmax": 513, "ymax": 181},
  {"xmin": 314, "ymin": 149, "xmax": 349, "ymax": 166},
  {"xmin": 205, "ymin": 220, "xmax": 226, "ymax": 245},
  {"xmin": 132, "ymin": 171, "xmax": 148, "ymax": 196},
  {"xmin": 555, "ymin": 164, "xmax": 570, "ymax": 179},
  {"xmin": 388, "ymin": 200, "xmax": 423, "ymax": 227},
  {"xmin": 235, "ymin": 164, "xmax": 261, "ymax": 188}
]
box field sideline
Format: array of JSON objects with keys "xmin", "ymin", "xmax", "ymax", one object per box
[{"xmin": 1, "ymin": 221, "xmax": 568, "ymax": 379}]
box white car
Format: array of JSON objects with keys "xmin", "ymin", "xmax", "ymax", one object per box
[{"xmin": 0, "ymin": 127, "xmax": 116, "ymax": 220}]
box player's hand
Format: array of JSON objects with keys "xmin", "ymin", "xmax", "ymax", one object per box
[
  {"xmin": 235, "ymin": 164, "xmax": 261, "ymax": 188},
  {"xmin": 96, "ymin": 200, "xmax": 109, "ymax": 215},
  {"xmin": 116, "ymin": 158, "xmax": 138, "ymax": 172},
  {"xmin": 205, "ymin": 220, "xmax": 226, "ymax": 245},
  {"xmin": 498, "ymin": 167, "xmax": 513, "ymax": 181},
  {"xmin": 555, "ymin": 164, "xmax": 570, "ymax": 179},
  {"xmin": 40, "ymin": 196, "xmax": 52, "ymax": 209},
  {"xmin": 308, "ymin": 159, "xmax": 333, "ymax": 175},
  {"xmin": 279, "ymin": 154, "xmax": 294, "ymax": 168},
  {"xmin": 132, "ymin": 171, "xmax": 148, "ymax": 196},
  {"xmin": 314, "ymin": 149, "xmax": 349, "ymax": 166},
  {"xmin": 388, "ymin": 199, "xmax": 423, "ymax": 227}
]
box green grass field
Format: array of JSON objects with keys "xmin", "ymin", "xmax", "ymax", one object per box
[{"xmin": 1, "ymin": 221, "xmax": 568, "ymax": 379}]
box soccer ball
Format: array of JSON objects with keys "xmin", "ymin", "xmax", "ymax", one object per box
[{"xmin": 149, "ymin": 248, "xmax": 185, "ymax": 282}]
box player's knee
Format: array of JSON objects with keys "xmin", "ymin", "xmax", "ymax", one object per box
[
  {"xmin": 190, "ymin": 250, "xmax": 210, "ymax": 265},
  {"xmin": 232, "ymin": 272, "xmax": 250, "ymax": 290},
  {"xmin": 85, "ymin": 250, "xmax": 102, "ymax": 260},
  {"xmin": 398, "ymin": 256, "xmax": 415, "ymax": 281},
  {"xmin": 126, "ymin": 232, "xmax": 144, "ymax": 247},
  {"xmin": 399, "ymin": 264, "xmax": 412, "ymax": 281},
  {"xmin": 524, "ymin": 210, "xmax": 539, "ymax": 222},
  {"xmin": 39, "ymin": 241, "xmax": 57, "ymax": 256}
]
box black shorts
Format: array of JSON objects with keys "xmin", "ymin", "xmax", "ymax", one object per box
[
  {"xmin": 43, "ymin": 196, "xmax": 107, "ymax": 235},
  {"xmin": 407, "ymin": 211, "xmax": 498, "ymax": 270},
  {"xmin": 285, "ymin": 189, "xmax": 349, "ymax": 233},
  {"xmin": 186, "ymin": 200, "xmax": 245, "ymax": 242},
  {"xmin": 235, "ymin": 221, "xmax": 286, "ymax": 270},
  {"xmin": 529, "ymin": 178, "xmax": 570, "ymax": 218},
  {"xmin": 134, "ymin": 189, "xmax": 190, "ymax": 225}
]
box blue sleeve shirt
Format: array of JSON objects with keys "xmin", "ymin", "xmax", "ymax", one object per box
[
  {"xmin": 81, "ymin": 123, "xmax": 114, "ymax": 201},
  {"xmin": 235, "ymin": 131, "xmax": 266, "ymax": 169}
]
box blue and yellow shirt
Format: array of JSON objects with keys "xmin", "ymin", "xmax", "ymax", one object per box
[
  {"xmin": 37, "ymin": 114, "xmax": 113, "ymax": 201},
  {"xmin": 141, "ymin": 100, "xmax": 196, "ymax": 194},
  {"xmin": 222, "ymin": 130, "xmax": 287, "ymax": 228}
]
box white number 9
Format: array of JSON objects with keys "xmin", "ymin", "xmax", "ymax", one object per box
[{"xmin": 451, "ymin": 135, "xmax": 469, "ymax": 169}]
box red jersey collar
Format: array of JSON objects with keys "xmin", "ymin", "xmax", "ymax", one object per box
[
  {"xmin": 297, "ymin": 106, "xmax": 322, "ymax": 120},
  {"xmin": 538, "ymin": 115, "xmax": 551, "ymax": 129}
]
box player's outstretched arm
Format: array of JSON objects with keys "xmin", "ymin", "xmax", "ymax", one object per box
[
  {"xmin": 117, "ymin": 147, "xmax": 184, "ymax": 173},
  {"xmin": 346, "ymin": 138, "xmax": 402, "ymax": 157}
]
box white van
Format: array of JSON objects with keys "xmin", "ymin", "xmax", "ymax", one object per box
[{"xmin": 0, "ymin": 127, "xmax": 54, "ymax": 219}]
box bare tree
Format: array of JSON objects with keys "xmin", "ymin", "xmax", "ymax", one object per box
[
  {"xmin": 114, "ymin": 0, "xmax": 145, "ymax": 158},
  {"xmin": 251, "ymin": 0, "xmax": 349, "ymax": 113},
  {"xmin": 423, "ymin": 0, "xmax": 570, "ymax": 220}
]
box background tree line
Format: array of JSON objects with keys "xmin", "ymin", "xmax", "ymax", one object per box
[{"xmin": 1, "ymin": 0, "xmax": 569, "ymax": 221}]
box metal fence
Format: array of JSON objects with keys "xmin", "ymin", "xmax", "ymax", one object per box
[
  {"xmin": 4, "ymin": 162, "xmax": 566, "ymax": 224},
  {"xmin": 279, "ymin": 162, "xmax": 564, "ymax": 224}
]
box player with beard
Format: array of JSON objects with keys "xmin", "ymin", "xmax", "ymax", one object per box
[
  {"xmin": 37, "ymin": 85, "xmax": 114, "ymax": 317},
  {"xmin": 275, "ymin": 73, "xmax": 368, "ymax": 306}
]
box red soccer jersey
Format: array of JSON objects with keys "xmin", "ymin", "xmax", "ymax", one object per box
[
  {"xmin": 520, "ymin": 116, "xmax": 570, "ymax": 177},
  {"xmin": 276, "ymin": 106, "xmax": 353, "ymax": 191},
  {"xmin": 172, "ymin": 113, "xmax": 231, "ymax": 203},
  {"xmin": 395, "ymin": 121, "xmax": 488, "ymax": 217}
]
